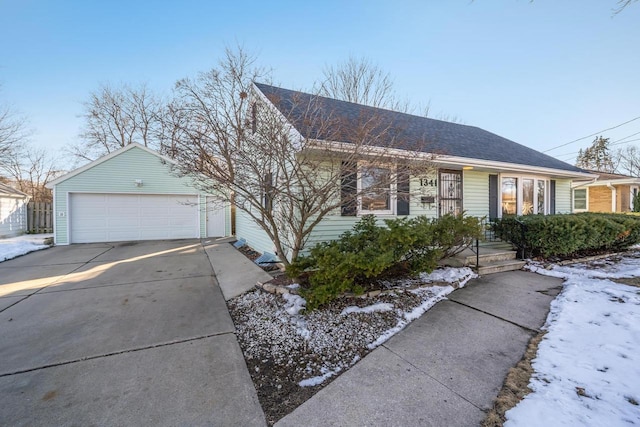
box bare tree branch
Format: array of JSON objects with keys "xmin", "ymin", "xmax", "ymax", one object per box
[
  {"xmin": 167, "ymin": 47, "xmax": 436, "ymax": 265},
  {"xmin": 69, "ymin": 83, "xmax": 163, "ymax": 162}
]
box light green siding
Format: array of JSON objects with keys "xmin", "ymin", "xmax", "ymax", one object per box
[
  {"xmin": 555, "ymin": 179, "xmax": 572, "ymax": 213},
  {"xmin": 305, "ymin": 172, "xmax": 440, "ymax": 253},
  {"xmin": 52, "ymin": 145, "xmax": 228, "ymax": 244},
  {"xmin": 462, "ymin": 170, "xmax": 490, "ymax": 218},
  {"xmin": 235, "ymin": 208, "xmax": 275, "ymax": 255}
]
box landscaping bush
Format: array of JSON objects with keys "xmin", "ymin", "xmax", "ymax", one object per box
[
  {"xmin": 288, "ymin": 213, "xmax": 482, "ymax": 310},
  {"xmin": 493, "ymin": 213, "xmax": 640, "ymax": 258}
]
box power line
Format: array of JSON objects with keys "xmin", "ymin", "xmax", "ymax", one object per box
[
  {"xmin": 554, "ymin": 134, "xmax": 640, "ymax": 160},
  {"xmin": 543, "ymin": 115, "xmax": 640, "ymax": 153}
]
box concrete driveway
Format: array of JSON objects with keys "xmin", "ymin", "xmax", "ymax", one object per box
[{"xmin": 0, "ymin": 240, "xmax": 265, "ymax": 426}]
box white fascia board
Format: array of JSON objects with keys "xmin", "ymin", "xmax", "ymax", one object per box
[
  {"xmin": 572, "ymin": 178, "xmax": 640, "ymax": 188},
  {"xmin": 306, "ymin": 139, "xmax": 595, "ymax": 179},
  {"xmin": 46, "ymin": 143, "xmax": 179, "ymax": 188}
]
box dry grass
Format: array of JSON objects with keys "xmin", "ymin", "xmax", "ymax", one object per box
[{"xmin": 481, "ymin": 331, "xmax": 545, "ymax": 427}]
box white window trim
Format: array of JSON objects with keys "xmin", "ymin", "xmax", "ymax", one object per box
[
  {"xmin": 357, "ymin": 162, "xmax": 397, "ymax": 216},
  {"xmin": 573, "ymin": 188, "xmax": 588, "ymax": 213},
  {"xmin": 498, "ymin": 174, "xmax": 550, "ymax": 217}
]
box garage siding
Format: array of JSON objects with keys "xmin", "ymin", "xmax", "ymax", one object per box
[{"xmin": 53, "ymin": 146, "xmax": 226, "ymax": 244}]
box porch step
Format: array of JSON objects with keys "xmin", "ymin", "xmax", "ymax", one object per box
[
  {"xmin": 463, "ymin": 250, "xmax": 516, "ymax": 266},
  {"xmin": 473, "ymin": 259, "xmax": 527, "ymax": 275}
]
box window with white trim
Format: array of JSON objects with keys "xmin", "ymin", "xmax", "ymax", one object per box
[
  {"xmin": 358, "ymin": 164, "xmax": 395, "ymax": 215},
  {"xmin": 500, "ymin": 175, "xmax": 550, "ymax": 216},
  {"xmin": 573, "ymin": 188, "xmax": 588, "ymax": 212}
]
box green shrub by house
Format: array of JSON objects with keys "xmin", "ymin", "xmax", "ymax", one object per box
[
  {"xmin": 288, "ymin": 213, "xmax": 482, "ymax": 310},
  {"xmin": 493, "ymin": 213, "xmax": 640, "ymax": 258}
]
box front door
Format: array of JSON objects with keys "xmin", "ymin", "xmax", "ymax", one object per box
[{"xmin": 439, "ymin": 170, "xmax": 462, "ymax": 217}]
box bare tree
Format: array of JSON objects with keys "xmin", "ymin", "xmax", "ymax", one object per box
[
  {"xmin": 614, "ymin": 0, "xmax": 639, "ymax": 14},
  {"xmin": 3, "ymin": 147, "xmax": 63, "ymax": 201},
  {"xmin": 0, "ymin": 91, "xmax": 29, "ymax": 170},
  {"xmin": 70, "ymin": 83, "xmax": 163, "ymax": 162},
  {"xmin": 616, "ymin": 145, "xmax": 640, "ymax": 177},
  {"xmin": 318, "ymin": 55, "xmax": 411, "ymax": 112},
  {"xmin": 169, "ymin": 47, "xmax": 435, "ymax": 265}
]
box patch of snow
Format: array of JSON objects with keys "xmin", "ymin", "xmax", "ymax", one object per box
[
  {"xmin": 420, "ymin": 266, "xmax": 477, "ymax": 286},
  {"xmin": 341, "ymin": 302, "xmax": 394, "ymax": 316},
  {"xmin": 506, "ymin": 253, "xmax": 640, "ymax": 426},
  {"xmin": 283, "ymin": 293, "xmax": 306, "ymax": 315},
  {"xmin": 299, "ymin": 366, "xmax": 343, "ymax": 387},
  {"xmin": 286, "ymin": 283, "xmax": 300, "ymax": 289},
  {"xmin": 0, "ymin": 236, "xmax": 50, "ymax": 262}
]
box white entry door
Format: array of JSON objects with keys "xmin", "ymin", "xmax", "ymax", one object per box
[
  {"xmin": 69, "ymin": 193, "xmax": 199, "ymax": 243},
  {"xmin": 206, "ymin": 196, "xmax": 226, "ymax": 237}
]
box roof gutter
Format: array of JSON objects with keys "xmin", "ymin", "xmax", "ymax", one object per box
[{"xmin": 306, "ymin": 139, "xmax": 596, "ymax": 179}]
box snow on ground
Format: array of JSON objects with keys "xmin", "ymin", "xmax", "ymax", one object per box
[
  {"xmin": 0, "ymin": 234, "xmax": 51, "ymax": 262},
  {"xmin": 229, "ymin": 266, "xmax": 477, "ymax": 389},
  {"xmin": 505, "ymin": 253, "xmax": 640, "ymax": 427}
]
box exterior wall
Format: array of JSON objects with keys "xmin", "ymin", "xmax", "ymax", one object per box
[
  {"xmin": 555, "ymin": 179, "xmax": 573, "ymax": 214},
  {"xmin": 617, "ymin": 184, "xmax": 631, "ymax": 212},
  {"xmin": 235, "ymin": 208, "xmax": 275, "ymax": 255},
  {"xmin": 588, "ymin": 186, "xmax": 614, "ymax": 213},
  {"xmin": 462, "ymin": 170, "xmax": 490, "ymax": 218},
  {"xmin": 0, "ymin": 196, "xmax": 27, "ymax": 238},
  {"xmin": 52, "ymin": 146, "xmax": 224, "ymax": 244}
]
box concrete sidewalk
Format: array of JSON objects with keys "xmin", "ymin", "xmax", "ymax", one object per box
[
  {"xmin": 276, "ymin": 270, "xmax": 564, "ymax": 427},
  {"xmin": 202, "ymin": 237, "xmax": 274, "ymax": 301}
]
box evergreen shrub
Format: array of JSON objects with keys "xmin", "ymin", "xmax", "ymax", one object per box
[{"xmin": 288, "ymin": 213, "xmax": 482, "ymax": 310}]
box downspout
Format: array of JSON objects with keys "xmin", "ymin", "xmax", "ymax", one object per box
[{"xmin": 606, "ymin": 182, "xmax": 616, "ymax": 212}]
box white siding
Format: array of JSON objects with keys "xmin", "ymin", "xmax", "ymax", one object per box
[{"xmin": 0, "ymin": 197, "xmax": 27, "ymax": 238}]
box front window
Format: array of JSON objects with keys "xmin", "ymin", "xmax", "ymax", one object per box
[
  {"xmin": 574, "ymin": 188, "xmax": 587, "ymax": 211},
  {"xmin": 537, "ymin": 180, "xmax": 546, "ymax": 214},
  {"xmin": 502, "ymin": 177, "xmax": 517, "ymax": 216},
  {"xmin": 501, "ymin": 175, "xmax": 549, "ymax": 216},
  {"xmin": 359, "ymin": 165, "xmax": 393, "ymax": 214},
  {"xmin": 522, "ymin": 179, "xmax": 534, "ymax": 215}
]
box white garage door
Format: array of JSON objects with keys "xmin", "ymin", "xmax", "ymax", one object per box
[{"xmin": 69, "ymin": 193, "xmax": 199, "ymax": 243}]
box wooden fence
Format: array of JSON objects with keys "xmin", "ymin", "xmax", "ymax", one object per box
[{"xmin": 27, "ymin": 201, "xmax": 53, "ymax": 234}]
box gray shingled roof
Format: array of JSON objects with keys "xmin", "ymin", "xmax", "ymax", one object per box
[{"xmin": 255, "ymin": 82, "xmax": 585, "ymax": 174}]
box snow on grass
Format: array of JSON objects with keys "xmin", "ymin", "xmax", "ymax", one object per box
[
  {"xmin": 230, "ymin": 266, "xmax": 477, "ymax": 389},
  {"xmin": 0, "ymin": 236, "xmax": 50, "ymax": 262},
  {"xmin": 506, "ymin": 253, "xmax": 640, "ymax": 426}
]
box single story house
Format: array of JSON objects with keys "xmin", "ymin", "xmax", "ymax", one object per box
[
  {"xmin": 46, "ymin": 143, "xmax": 230, "ymax": 245},
  {"xmin": 572, "ymin": 171, "xmax": 640, "ymax": 213},
  {"xmin": 236, "ymin": 83, "xmax": 595, "ymax": 259},
  {"xmin": 0, "ymin": 183, "xmax": 29, "ymax": 238}
]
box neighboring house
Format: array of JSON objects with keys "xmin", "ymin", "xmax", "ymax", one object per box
[
  {"xmin": 0, "ymin": 183, "xmax": 30, "ymax": 238},
  {"xmin": 46, "ymin": 143, "xmax": 230, "ymax": 245},
  {"xmin": 572, "ymin": 171, "xmax": 640, "ymax": 213},
  {"xmin": 236, "ymin": 83, "xmax": 595, "ymax": 258}
]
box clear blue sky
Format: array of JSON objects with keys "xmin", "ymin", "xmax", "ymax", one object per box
[{"xmin": 1, "ymin": 0, "xmax": 639, "ymax": 165}]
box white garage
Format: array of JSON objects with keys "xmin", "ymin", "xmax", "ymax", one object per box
[{"xmin": 47, "ymin": 144, "xmax": 230, "ymax": 245}]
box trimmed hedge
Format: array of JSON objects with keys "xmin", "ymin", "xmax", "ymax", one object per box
[
  {"xmin": 493, "ymin": 213, "xmax": 640, "ymax": 258},
  {"xmin": 288, "ymin": 213, "xmax": 482, "ymax": 310}
]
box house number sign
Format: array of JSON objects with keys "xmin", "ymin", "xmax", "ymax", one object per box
[{"xmin": 419, "ymin": 178, "xmax": 437, "ymax": 187}]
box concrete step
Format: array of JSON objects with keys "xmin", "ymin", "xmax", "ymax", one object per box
[
  {"xmin": 473, "ymin": 259, "xmax": 527, "ymax": 275},
  {"xmin": 463, "ymin": 250, "xmax": 516, "ymax": 265}
]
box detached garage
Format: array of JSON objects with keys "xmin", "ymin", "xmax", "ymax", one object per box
[{"xmin": 47, "ymin": 143, "xmax": 230, "ymax": 245}]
